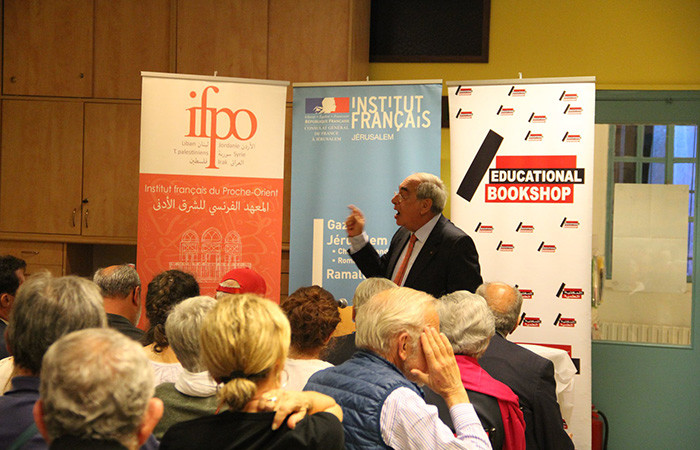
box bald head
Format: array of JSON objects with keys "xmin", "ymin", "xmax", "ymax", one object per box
[{"xmin": 476, "ymin": 282, "xmax": 523, "ymax": 336}]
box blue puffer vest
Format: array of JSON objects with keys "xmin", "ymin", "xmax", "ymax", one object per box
[{"xmin": 305, "ymin": 349, "xmax": 423, "ymax": 449}]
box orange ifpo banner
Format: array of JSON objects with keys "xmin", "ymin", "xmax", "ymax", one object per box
[{"xmin": 137, "ymin": 72, "xmax": 288, "ymax": 306}]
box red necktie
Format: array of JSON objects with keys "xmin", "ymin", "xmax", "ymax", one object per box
[{"xmin": 393, "ymin": 233, "xmax": 417, "ymax": 285}]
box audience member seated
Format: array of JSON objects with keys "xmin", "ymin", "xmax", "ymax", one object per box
[
  {"xmin": 0, "ymin": 255, "xmax": 26, "ymax": 392},
  {"xmin": 93, "ymin": 264, "xmax": 144, "ymax": 342},
  {"xmin": 154, "ymin": 296, "xmax": 219, "ymax": 439},
  {"xmin": 280, "ymin": 286, "xmax": 341, "ymax": 390},
  {"xmin": 321, "ymin": 277, "xmax": 396, "ymax": 365},
  {"xmin": 477, "ymin": 282, "xmax": 574, "ymax": 449},
  {"xmin": 33, "ymin": 328, "xmax": 164, "ymax": 450},
  {"xmin": 215, "ymin": 268, "xmax": 267, "ymax": 298},
  {"xmin": 306, "ymin": 287, "xmax": 491, "ymax": 450},
  {"xmin": 0, "ymin": 273, "xmax": 107, "ymax": 449},
  {"xmin": 142, "ymin": 270, "xmax": 200, "ymax": 385},
  {"xmin": 159, "ymin": 294, "xmax": 345, "ymax": 449},
  {"xmin": 0, "ymin": 255, "xmax": 26, "ymax": 360},
  {"xmin": 436, "ymin": 290, "xmax": 525, "ymax": 450}
]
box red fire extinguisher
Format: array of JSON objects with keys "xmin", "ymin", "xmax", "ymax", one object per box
[{"xmin": 592, "ymin": 405, "xmax": 608, "ymax": 450}]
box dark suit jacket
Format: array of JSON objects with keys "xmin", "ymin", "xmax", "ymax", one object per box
[
  {"xmin": 350, "ymin": 214, "xmax": 482, "ymax": 297},
  {"xmin": 0, "ymin": 321, "xmax": 9, "ymax": 359},
  {"xmin": 479, "ymin": 334, "xmax": 574, "ymax": 450},
  {"xmin": 321, "ymin": 332, "xmax": 356, "ymax": 366}
]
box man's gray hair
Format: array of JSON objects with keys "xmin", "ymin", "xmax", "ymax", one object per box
[
  {"xmin": 6, "ymin": 273, "xmax": 107, "ymax": 374},
  {"xmin": 356, "ymin": 287, "xmax": 435, "ymax": 357},
  {"xmin": 437, "ymin": 291, "xmax": 495, "ymax": 359},
  {"xmin": 352, "ymin": 277, "xmax": 397, "ymax": 314},
  {"xmin": 93, "ymin": 264, "xmax": 141, "ymax": 298},
  {"xmin": 414, "ymin": 172, "xmax": 447, "ymax": 214},
  {"xmin": 165, "ymin": 296, "xmax": 217, "ymax": 372},
  {"xmin": 40, "ymin": 328, "xmax": 154, "ymax": 448},
  {"xmin": 476, "ymin": 282, "xmax": 523, "ymax": 336}
]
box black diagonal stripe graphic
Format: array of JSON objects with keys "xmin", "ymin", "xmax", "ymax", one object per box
[{"xmin": 457, "ymin": 129, "xmax": 503, "ymax": 202}]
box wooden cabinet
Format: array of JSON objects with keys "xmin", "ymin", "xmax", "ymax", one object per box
[
  {"xmin": 94, "ymin": 0, "xmax": 172, "ymax": 99},
  {"xmin": 268, "ymin": 0, "xmax": 370, "ymax": 86},
  {"xmin": 0, "ymin": 100, "xmax": 84, "ymax": 235},
  {"xmin": 0, "ymin": 240, "xmax": 65, "ymax": 276},
  {"xmin": 0, "ymin": 100, "xmax": 140, "ymax": 240},
  {"xmin": 176, "ymin": 0, "xmax": 269, "ymax": 79},
  {"xmin": 3, "ymin": 0, "xmax": 93, "ymax": 97},
  {"xmin": 82, "ymin": 103, "xmax": 141, "ymax": 238}
]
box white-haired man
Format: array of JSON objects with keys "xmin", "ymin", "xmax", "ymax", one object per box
[
  {"xmin": 306, "ymin": 287, "xmax": 490, "ymax": 449},
  {"xmin": 346, "ymin": 172, "xmax": 482, "ymax": 298},
  {"xmin": 34, "ymin": 328, "xmax": 164, "ymax": 449},
  {"xmin": 322, "ymin": 277, "xmax": 397, "ymax": 365},
  {"xmin": 477, "ymin": 282, "xmax": 574, "ymax": 450}
]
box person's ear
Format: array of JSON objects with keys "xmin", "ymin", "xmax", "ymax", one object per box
[
  {"xmin": 0, "ymin": 293, "xmax": 11, "ymax": 309},
  {"xmin": 33, "ymin": 400, "xmax": 51, "ymax": 443},
  {"xmin": 397, "ymin": 332, "xmax": 411, "ymax": 362},
  {"xmin": 132, "ymin": 286, "xmax": 141, "ymax": 307},
  {"xmin": 419, "ymin": 198, "xmax": 433, "ymax": 215},
  {"xmin": 136, "ymin": 398, "xmax": 164, "ymax": 446}
]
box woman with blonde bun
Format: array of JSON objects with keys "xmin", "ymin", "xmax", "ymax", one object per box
[{"xmin": 159, "ymin": 294, "xmax": 344, "ymax": 450}]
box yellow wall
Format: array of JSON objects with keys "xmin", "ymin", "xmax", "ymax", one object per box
[
  {"xmin": 369, "ymin": 0, "xmax": 700, "ymax": 216},
  {"xmin": 369, "ymin": 0, "xmax": 700, "ymax": 91}
]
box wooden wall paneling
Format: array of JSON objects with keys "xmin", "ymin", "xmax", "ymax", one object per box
[
  {"xmin": 0, "ymin": 100, "xmax": 84, "ymax": 235},
  {"xmin": 176, "ymin": 0, "xmax": 268, "ymax": 79},
  {"xmin": 3, "ymin": 0, "xmax": 93, "ymax": 97},
  {"xmin": 348, "ymin": 0, "xmax": 371, "ymax": 81},
  {"xmin": 82, "ymin": 103, "xmax": 141, "ymax": 238},
  {"xmin": 94, "ymin": 0, "xmax": 172, "ymax": 99}
]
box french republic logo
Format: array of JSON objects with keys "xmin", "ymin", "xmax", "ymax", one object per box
[
  {"xmin": 560, "ymin": 217, "xmax": 580, "ymax": 228},
  {"xmin": 515, "ymin": 222, "xmax": 534, "ymax": 233},
  {"xmin": 305, "ymin": 97, "xmax": 350, "ymax": 114},
  {"xmin": 562, "ymin": 132, "xmax": 581, "ymax": 142},
  {"xmin": 496, "ymin": 240, "xmax": 514, "ymax": 252},
  {"xmin": 528, "ymin": 112, "xmax": 547, "ymax": 123},
  {"xmin": 508, "ymin": 86, "xmax": 527, "ymax": 97},
  {"xmin": 559, "ymin": 91, "xmax": 578, "ymax": 102},
  {"xmin": 524, "ymin": 131, "xmax": 543, "ymax": 141},
  {"xmin": 564, "ymin": 104, "xmax": 583, "ymax": 115},
  {"xmin": 497, "ymin": 105, "xmax": 515, "ymax": 116},
  {"xmin": 515, "ymin": 285, "xmax": 534, "ymax": 299},
  {"xmin": 485, "ymin": 155, "xmax": 585, "ymax": 203},
  {"xmin": 475, "ymin": 222, "xmax": 493, "ymax": 233},
  {"xmin": 456, "ymin": 86, "xmax": 473, "ymax": 96},
  {"xmin": 455, "ymin": 108, "xmax": 473, "ymax": 119},
  {"xmin": 556, "ymin": 282, "xmax": 584, "ymax": 299},
  {"xmin": 538, "ymin": 241, "xmax": 557, "ymax": 253},
  {"xmin": 554, "ymin": 313, "xmax": 577, "ymax": 327}
]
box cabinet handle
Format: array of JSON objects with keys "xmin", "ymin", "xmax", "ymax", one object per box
[
  {"xmin": 20, "ymin": 250, "xmax": 40, "ymax": 255},
  {"xmin": 72, "ymin": 209, "xmax": 77, "ymax": 227},
  {"xmin": 84, "ymin": 208, "xmax": 89, "ymax": 229},
  {"xmin": 10, "ymin": 76, "xmax": 17, "ymax": 83}
]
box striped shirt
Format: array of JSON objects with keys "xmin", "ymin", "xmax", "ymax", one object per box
[{"xmin": 380, "ymin": 387, "xmax": 492, "ymax": 449}]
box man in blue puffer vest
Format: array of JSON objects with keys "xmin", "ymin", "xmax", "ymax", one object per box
[{"xmin": 305, "ymin": 287, "xmax": 491, "ymax": 449}]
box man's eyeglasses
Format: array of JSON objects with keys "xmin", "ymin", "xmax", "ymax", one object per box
[{"xmin": 393, "ymin": 191, "xmax": 410, "ymax": 203}]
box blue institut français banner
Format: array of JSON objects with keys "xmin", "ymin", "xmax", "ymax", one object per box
[{"xmin": 290, "ymin": 81, "xmax": 442, "ymax": 303}]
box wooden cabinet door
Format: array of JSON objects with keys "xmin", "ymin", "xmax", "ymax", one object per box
[
  {"xmin": 94, "ymin": 0, "xmax": 172, "ymax": 99},
  {"xmin": 0, "ymin": 100, "xmax": 84, "ymax": 234},
  {"xmin": 268, "ymin": 0, "xmax": 370, "ymax": 85},
  {"xmin": 82, "ymin": 103, "xmax": 141, "ymax": 238},
  {"xmin": 3, "ymin": 0, "xmax": 93, "ymax": 97},
  {"xmin": 176, "ymin": 0, "xmax": 268, "ymax": 79}
]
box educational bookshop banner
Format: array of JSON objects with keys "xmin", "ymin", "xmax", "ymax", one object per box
[
  {"xmin": 447, "ymin": 77, "xmax": 595, "ymax": 448},
  {"xmin": 138, "ymin": 72, "xmax": 287, "ymax": 303},
  {"xmin": 290, "ymin": 81, "xmax": 442, "ymax": 304}
]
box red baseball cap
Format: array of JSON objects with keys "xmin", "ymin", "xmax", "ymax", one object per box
[{"xmin": 216, "ymin": 268, "xmax": 266, "ymax": 295}]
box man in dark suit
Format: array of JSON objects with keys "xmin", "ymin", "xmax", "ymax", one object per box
[
  {"xmin": 477, "ymin": 282, "xmax": 574, "ymax": 450},
  {"xmin": 345, "ymin": 172, "xmax": 482, "ymax": 298}
]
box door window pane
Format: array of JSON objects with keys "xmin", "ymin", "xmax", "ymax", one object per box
[
  {"xmin": 674, "ymin": 126, "xmax": 698, "ymax": 158},
  {"xmin": 642, "ymin": 125, "xmax": 666, "ymax": 157},
  {"xmin": 614, "ymin": 125, "xmax": 637, "ymax": 157},
  {"xmin": 641, "ymin": 162, "xmax": 665, "ymax": 184},
  {"xmin": 614, "ymin": 162, "xmax": 636, "ymax": 183}
]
